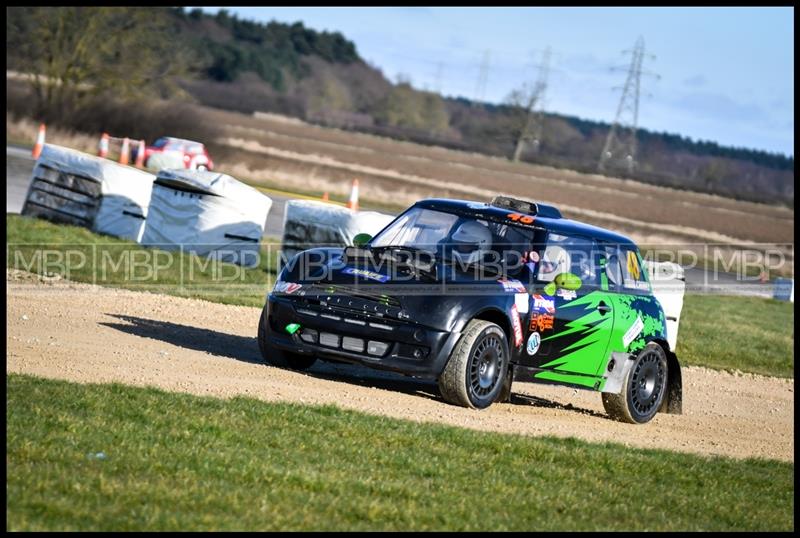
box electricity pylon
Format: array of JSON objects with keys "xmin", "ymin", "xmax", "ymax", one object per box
[
  {"xmin": 528, "ymin": 47, "xmax": 551, "ymax": 156},
  {"xmin": 512, "ymin": 47, "xmax": 552, "ymax": 162},
  {"xmin": 598, "ymin": 36, "xmax": 658, "ymax": 175},
  {"xmin": 474, "ymin": 50, "xmax": 491, "ymax": 104}
]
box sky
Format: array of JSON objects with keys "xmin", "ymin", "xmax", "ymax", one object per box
[{"xmin": 200, "ymin": 7, "xmax": 794, "ymax": 157}]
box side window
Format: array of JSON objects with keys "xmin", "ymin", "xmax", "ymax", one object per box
[
  {"xmin": 537, "ymin": 232, "xmax": 600, "ymax": 290},
  {"xmin": 602, "ymin": 243, "xmax": 623, "ymax": 290},
  {"xmin": 621, "ymin": 247, "xmax": 651, "ymax": 292},
  {"xmin": 602, "ymin": 243, "xmax": 650, "ymax": 293}
]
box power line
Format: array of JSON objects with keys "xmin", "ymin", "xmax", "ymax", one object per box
[{"xmin": 598, "ymin": 36, "xmax": 659, "ymax": 175}]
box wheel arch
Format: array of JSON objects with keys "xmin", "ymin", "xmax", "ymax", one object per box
[
  {"xmin": 472, "ymin": 307, "xmax": 513, "ymax": 349},
  {"xmin": 650, "ymin": 337, "xmax": 683, "ymax": 415}
]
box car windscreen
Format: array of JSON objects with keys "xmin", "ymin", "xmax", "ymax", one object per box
[
  {"xmin": 371, "ymin": 207, "xmax": 459, "ymax": 250},
  {"xmin": 370, "ymin": 206, "xmax": 540, "ymax": 277}
]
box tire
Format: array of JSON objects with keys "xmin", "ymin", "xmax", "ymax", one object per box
[
  {"xmin": 495, "ymin": 366, "xmax": 514, "ymax": 403},
  {"xmin": 257, "ymin": 307, "xmax": 316, "ymax": 370},
  {"xmin": 602, "ymin": 342, "xmax": 668, "ymax": 424},
  {"xmin": 438, "ymin": 319, "xmax": 509, "ymax": 409}
]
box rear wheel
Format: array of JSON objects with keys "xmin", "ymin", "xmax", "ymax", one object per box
[
  {"xmin": 602, "ymin": 342, "xmax": 667, "ymax": 424},
  {"xmin": 495, "ymin": 366, "xmax": 514, "ymax": 403},
  {"xmin": 438, "ymin": 319, "xmax": 509, "ymax": 409},
  {"xmin": 257, "ymin": 307, "xmax": 316, "ymax": 370}
]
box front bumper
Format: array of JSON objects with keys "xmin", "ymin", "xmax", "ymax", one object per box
[{"xmin": 264, "ymin": 295, "xmax": 461, "ymax": 379}]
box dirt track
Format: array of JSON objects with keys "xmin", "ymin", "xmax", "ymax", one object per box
[{"xmin": 6, "ymin": 271, "xmax": 794, "ymax": 462}]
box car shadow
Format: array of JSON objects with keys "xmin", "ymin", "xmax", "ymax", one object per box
[
  {"xmin": 99, "ymin": 313, "xmax": 441, "ymax": 401},
  {"xmin": 307, "ymin": 361, "xmax": 442, "ymax": 403},
  {"xmin": 100, "ymin": 313, "xmax": 264, "ymax": 365},
  {"xmin": 508, "ymin": 392, "xmax": 610, "ymax": 420}
]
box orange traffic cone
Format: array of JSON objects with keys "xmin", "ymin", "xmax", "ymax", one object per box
[
  {"xmin": 346, "ymin": 178, "xmax": 359, "ymax": 211},
  {"xmin": 135, "ymin": 139, "xmax": 146, "ymax": 168},
  {"xmin": 119, "ymin": 137, "xmax": 130, "ymax": 165},
  {"xmin": 32, "ymin": 123, "xmax": 46, "ymax": 158},
  {"xmin": 98, "ymin": 132, "xmax": 110, "ymax": 158},
  {"xmin": 321, "ymin": 191, "xmax": 329, "ymax": 202}
]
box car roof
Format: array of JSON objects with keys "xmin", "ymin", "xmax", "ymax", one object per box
[{"xmin": 413, "ymin": 198, "xmax": 637, "ymax": 247}]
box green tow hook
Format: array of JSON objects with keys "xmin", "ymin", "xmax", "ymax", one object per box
[{"xmin": 285, "ymin": 323, "xmax": 301, "ymax": 335}]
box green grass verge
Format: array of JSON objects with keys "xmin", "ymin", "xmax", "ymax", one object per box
[
  {"xmin": 6, "ymin": 214, "xmax": 279, "ymax": 307},
  {"xmin": 676, "ymin": 293, "xmax": 794, "ymax": 377},
  {"xmin": 6, "ymin": 214, "xmax": 794, "ymax": 377},
  {"xmin": 6, "ymin": 374, "xmax": 793, "ymax": 531}
]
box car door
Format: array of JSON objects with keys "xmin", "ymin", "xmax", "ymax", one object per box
[
  {"xmin": 593, "ymin": 242, "xmax": 666, "ymax": 377},
  {"xmin": 522, "ymin": 232, "xmax": 616, "ymax": 388}
]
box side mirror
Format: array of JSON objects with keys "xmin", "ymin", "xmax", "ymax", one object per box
[{"xmin": 352, "ymin": 233, "xmax": 372, "ymax": 247}]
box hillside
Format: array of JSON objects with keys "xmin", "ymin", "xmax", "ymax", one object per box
[{"xmin": 5, "ymin": 6, "xmax": 793, "ymax": 206}]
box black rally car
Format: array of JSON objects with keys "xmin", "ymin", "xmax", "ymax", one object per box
[{"xmin": 258, "ymin": 197, "xmax": 682, "ymax": 424}]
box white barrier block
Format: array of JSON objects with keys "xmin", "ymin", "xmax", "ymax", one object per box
[
  {"xmin": 22, "ymin": 144, "xmax": 155, "ymax": 242},
  {"xmin": 280, "ymin": 199, "xmax": 394, "ymax": 266}
]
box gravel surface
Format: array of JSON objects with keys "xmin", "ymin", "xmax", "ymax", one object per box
[{"xmin": 6, "ymin": 269, "xmax": 793, "ymax": 462}]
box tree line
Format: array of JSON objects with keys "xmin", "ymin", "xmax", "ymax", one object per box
[{"xmin": 5, "ymin": 6, "xmax": 793, "ymax": 206}]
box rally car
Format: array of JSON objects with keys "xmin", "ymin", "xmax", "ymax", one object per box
[
  {"xmin": 258, "ymin": 196, "xmax": 682, "ymax": 424},
  {"xmin": 140, "ymin": 137, "xmax": 214, "ymax": 171}
]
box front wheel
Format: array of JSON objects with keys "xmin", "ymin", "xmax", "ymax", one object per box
[
  {"xmin": 602, "ymin": 342, "xmax": 668, "ymax": 424},
  {"xmin": 257, "ymin": 308, "xmax": 317, "ymax": 370},
  {"xmin": 438, "ymin": 319, "xmax": 509, "ymax": 409}
]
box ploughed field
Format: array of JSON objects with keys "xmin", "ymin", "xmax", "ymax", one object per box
[{"xmin": 201, "ymin": 107, "xmax": 794, "ymax": 246}]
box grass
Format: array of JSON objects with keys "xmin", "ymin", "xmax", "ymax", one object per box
[
  {"xmin": 676, "ymin": 293, "xmax": 795, "ymax": 378},
  {"xmin": 6, "ymin": 214, "xmax": 280, "ymax": 307},
  {"xmin": 6, "ymin": 374, "xmax": 794, "ymax": 531},
  {"xmin": 7, "ymin": 214, "xmax": 795, "ymax": 377}
]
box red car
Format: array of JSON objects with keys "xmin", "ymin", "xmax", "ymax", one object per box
[{"xmin": 141, "ymin": 137, "xmax": 214, "ymax": 171}]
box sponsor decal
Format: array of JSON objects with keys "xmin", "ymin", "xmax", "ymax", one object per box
[
  {"xmin": 510, "ymin": 304, "xmax": 523, "ymax": 347},
  {"xmin": 515, "ymin": 292, "xmax": 529, "ymax": 314},
  {"xmin": 342, "ymin": 267, "xmax": 390, "ymax": 283},
  {"xmin": 627, "ymin": 251, "xmax": 641, "ymax": 280},
  {"xmin": 498, "ymin": 278, "xmax": 527, "ymax": 293},
  {"xmin": 623, "ymin": 315, "xmax": 645, "ymax": 348},
  {"xmin": 531, "ymin": 294, "xmax": 556, "ymax": 313},
  {"xmin": 529, "ymin": 312, "xmax": 554, "ymax": 333},
  {"xmin": 526, "ymin": 332, "xmax": 541, "ymax": 356},
  {"xmin": 556, "ymin": 288, "xmax": 577, "ymax": 300},
  {"xmin": 275, "ymin": 281, "xmax": 302, "ymax": 294}
]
